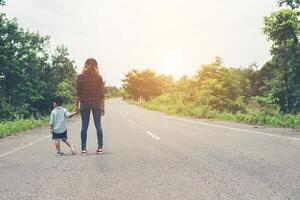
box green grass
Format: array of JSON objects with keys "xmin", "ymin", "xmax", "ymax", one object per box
[
  {"xmin": 128, "ymin": 99, "xmax": 300, "ymax": 129},
  {"xmin": 0, "ymin": 103, "xmax": 76, "ymax": 139},
  {"xmin": 64, "ymin": 103, "xmax": 76, "ymax": 112},
  {"xmin": 0, "ymin": 117, "xmax": 49, "ymax": 138}
]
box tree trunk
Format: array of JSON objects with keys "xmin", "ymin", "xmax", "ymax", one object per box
[{"xmin": 284, "ymin": 78, "xmax": 289, "ymax": 114}]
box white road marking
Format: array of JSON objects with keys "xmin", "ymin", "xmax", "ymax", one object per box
[
  {"xmin": 168, "ymin": 117, "xmax": 300, "ymax": 141},
  {"xmin": 146, "ymin": 131, "xmax": 160, "ymax": 140},
  {"xmin": 0, "ymin": 135, "xmax": 51, "ymax": 158},
  {"xmin": 0, "ymin": 121, "xmax": 81, "ymax": 158}
]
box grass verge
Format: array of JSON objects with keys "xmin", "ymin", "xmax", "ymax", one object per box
[
  {"xmin": 127, "ymin": 99, "xmax": 300, "ymax": 129},
  {"xmin": 0, "ymin": 103, "xmax": 76, "ymax": 139},
  {"xmin": 0, "ymin": 117, "xmax": 49, "ymax": 138}
]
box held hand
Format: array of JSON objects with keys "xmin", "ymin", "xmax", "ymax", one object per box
[
  {"xmin": 101, "ymin": 108, "xmax": 105, "ymax": 116},
  {"xmin": 75, "ymin": 106, "xmax": 80, "ymax": 115},
  {"xmin": 50, "ymin": 128, "xmax": 54, "ymax": 134}
]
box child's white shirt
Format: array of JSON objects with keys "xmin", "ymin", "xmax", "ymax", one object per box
[{"xmin": 50, "ymin": 106, "xmax": 71, "ymax": 133}]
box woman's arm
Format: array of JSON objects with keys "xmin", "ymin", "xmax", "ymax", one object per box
[
  {"xmin": 101, "ymin": 98, "xmax": 105, "ymax": 115},
  {"xmin": 99, "ymin": 75, "xmax": 105, "ymax": 115},
  {"xmin": 75, "ymin": 75, "xmax": 81, "ymax": 112},
  {"xmin": 75, "ymin": 96, "xmax": 80, "ymax": 112}
]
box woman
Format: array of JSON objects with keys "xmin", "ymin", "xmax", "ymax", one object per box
[{"xmin": 75, "ymin": 58, "xmax": 105, "ymax": 155}]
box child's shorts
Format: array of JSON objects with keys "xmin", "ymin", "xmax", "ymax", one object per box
[{"xmin": 52, "ymin": 130, "xmax": 68, "ymax": 141}]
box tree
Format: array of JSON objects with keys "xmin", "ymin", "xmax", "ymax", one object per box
[
  {"xmin": 0, "ymin": 12, "xmax": 52, "ymax": 118},
  {"xmin": 0, "ymin": 6, "xmax": 78, "ymax": 120},
  {"xmin": 239, "ymin": 63, "xmax": 259, "ymax": 99},
  {"xmin": 278, "ymin": 0, "xmax": 300, "ymax": 9},
  {"xmin": 50, "ymin": 45, "xmax": 77, "ymax": 102},
  {"xmin": 51, "ymin": 45, "xmax": 76, "ymax": 84},
  {"xmin": 263, "ymin": 8, "xmax": 300, "ymax": 113},
  {"xmin": 194, "ymin": 57, "xmax": 247, "ymax": 112},
  {"xmin": 122, "ymin": 69, "xmax": 165, "ymax": 100},
  {"xmin": 156, "ymin": 74, "xmax": 174, "ymax": 93},
  {"xmin": 105, "ymin": 86, "xmax": 121, "ymax": 98},
  {"xmin": 55, "ymin": 80, "xmax": 75, "ymax": 102}
]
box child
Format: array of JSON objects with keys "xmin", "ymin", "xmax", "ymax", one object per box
[{"xmin": 50, "ymin": 96, "xmax": 78, "ymax": 156}]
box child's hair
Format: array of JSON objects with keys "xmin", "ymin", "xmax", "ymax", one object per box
[
  {"xmin": 53, "ymin": 96, "xmax": 64, "ymax": 106},
  {"xmin": 82, "ymin": 58, "xmax": 99, "ymax": 74}
]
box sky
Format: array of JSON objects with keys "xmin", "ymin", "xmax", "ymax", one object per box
[{"xmin": 1, "ymin": 0, "xmax": 278, "ymax": 86}]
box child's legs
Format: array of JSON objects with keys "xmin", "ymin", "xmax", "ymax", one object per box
[
  {"xmin": 54, "ymin": 139, "xmax": 60, "ymax": 152},
  {"xmin": 63, "ymin": 139, "xmax": 73, "ymax": 148},
  {"xmin": 61, "ymin": 131, "xmax": 72, "ymax": 148}
]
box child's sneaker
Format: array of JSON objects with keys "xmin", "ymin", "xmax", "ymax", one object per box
[
  {"xmin": 81, "ymin": 149, "xmax": 87, "ymax": 156},
  {"xmin": 71, "ymin": 144, "xmax": 76, "ymax": 155},
  {"xmin": 56, "ymin": 152, "xmax": 64, "ymax": 156}
]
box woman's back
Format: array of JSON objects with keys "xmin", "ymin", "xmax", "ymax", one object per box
[{"xmin": 76, "ymin": 72, "xmax": 105, "ymax": 104}]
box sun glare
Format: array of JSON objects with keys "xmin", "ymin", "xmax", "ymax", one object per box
[{"xmin": 162, "ymin": 51, "xmax": 184, "ymax": 78}]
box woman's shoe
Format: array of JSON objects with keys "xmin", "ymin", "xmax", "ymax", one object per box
[
  {"xmin": 81, "ymin": 149, "xmax": 87, "ymax": 155},
  {"xmin": 96, "ymin": 149, "xmax": 103, "ymax": 154}
]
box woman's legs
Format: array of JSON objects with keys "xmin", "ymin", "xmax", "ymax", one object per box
[
  {"xmin": 92, "ymin": 104, "xmax": 103, "ymax": 149},
  {"xmin": 80, "ymin": 104, "xmax": 91, "ymax": 150}
]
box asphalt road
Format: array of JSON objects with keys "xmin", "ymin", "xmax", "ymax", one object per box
[{"xmin": 0, "ymin": 98, "xmax": 299, "ymax": 200}]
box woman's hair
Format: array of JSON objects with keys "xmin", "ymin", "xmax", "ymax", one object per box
[{"xmin": 82, "ymin": 58, "xmax": 99, "ymax": 74}]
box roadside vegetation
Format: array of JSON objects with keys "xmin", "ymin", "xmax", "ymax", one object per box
[
  {"xmin": 0, "ymin": 103, "xmax": 78, "ymax": 138},
  {"xmin": 105, "ymin": 86, "xmax": 122, "ymax": 98},
  {"xmin": 123, "ymin": 0, "xmax": 300, "ymax": 129},
  {"xmin": 0, "ymin": 117, "xmax": 49, "ymax": 138},
  {"xmin": 0, "ymin": 0, "xmax": 299, "ymax": 137},
  {"xmin": 0, "ymin": 0, "xmax": 79, "ymax": 137},
  {"xmin": 0, "ymin": 0, "xmax": 122, "ymax": 138}
]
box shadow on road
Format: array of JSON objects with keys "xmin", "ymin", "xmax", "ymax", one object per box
[{"xmin": 60, "ymin": 152, "xmax": 111, "ymax": 156}]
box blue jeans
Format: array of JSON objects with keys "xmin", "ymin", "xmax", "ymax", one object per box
[{"xmin": 80, "ymin": 103, "xmax": 103, "ymax": 150}]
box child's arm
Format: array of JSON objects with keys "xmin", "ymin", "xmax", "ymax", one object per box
[
  {"xmin": 50, "ymin": 125, "xmax": 54, "ymax": 134},
  {"xmin": 67, "ymin": 111, "xmax": 79, "ymax": 118},
  {"xmin": 64, "ymin": 109, "xmax": 79, "ymax": 118},
  {"xmin": 49, "ymin": 111, "xmax": 54, "ymax": 134}
]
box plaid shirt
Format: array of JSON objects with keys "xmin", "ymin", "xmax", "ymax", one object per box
[{"xmin": 76, "ymin": 72, "xmax": 105, "ymax": 104}]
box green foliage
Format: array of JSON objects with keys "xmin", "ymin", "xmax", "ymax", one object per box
[
  {"xmin": 56, "ymin": 80, "xmax": 75, "ymax": 103},
  {"xmin": 0, "ymin": 12, "xmax": 77, "ymax": 121},
  {"xmin": 124, "ymin": 55, "xmax": 300, "ymax": 129},
  {"xmin": 0, "ymin": 117, "xmax": 49, "ymax": 138},
  {"xmin": 51, "ymin": 45, "xmax": 77, "ymax": 103},
  {"xmin": 278, "ymin": 0, "xmax": 300, "ymax": 9},
  {"xmin": 51, "ymin": 45, "xmax": 77, "ymax": 86},
  {"xmin": 194, "ymin": 57, "xmax": 247, "ymax": 112},
  {"xmin": 105, "ymin": 86, "xmax": 122, "ymax": 98},
  {"xmin": 122, "ymin": 69, "xmax": 172, "ymax": 100},
  {"xmin": 264, "ymin": 9, "xmax": 299, "ymax": 43},
  {"xmin": 263, "ymin": 7, "xmax": 300, "ymax": 113},
  {"xmin": 0, "ymin": 15, "xmax": 51, "ymax": 117},
  {"xmin": 122, "ymin": 0, "xmax": 300, "ymax": 127},
  {"xmin": 131, "ymin": 97, "xmax": 300, "ymax": 129}
]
